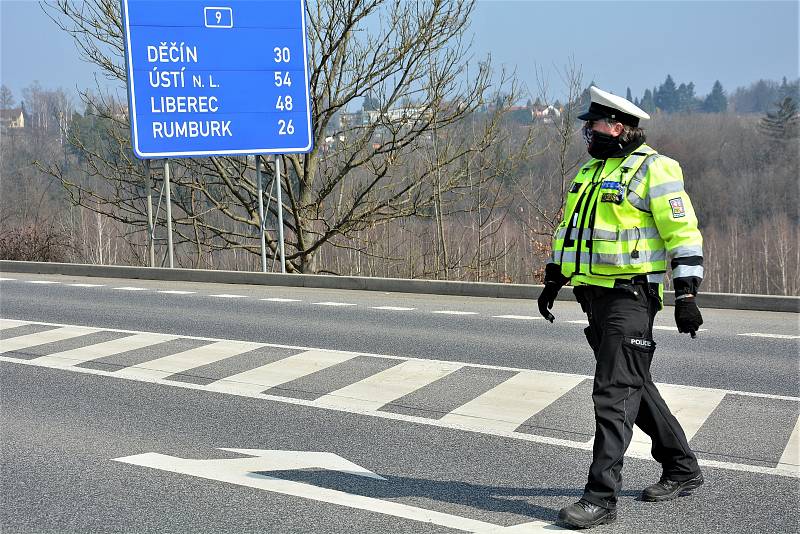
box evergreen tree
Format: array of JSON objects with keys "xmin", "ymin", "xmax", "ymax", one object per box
[
  {"xmin": 655, "ymin": 75, "xmax": 677, "ymax": 112},
  {"xmin": 626, "ymin": 87, "xmax": 633, "ymax": 102},
  {"xmin": 676, "ymin": 82, "xmax": 697, "ymax": 113},
  {"xmin": 703, "ymin": 80, "xmax": 727, "ymax": 113},
  {"xmin": 640, "ymin": 89, "xmax": 655, "ymax": 114},
  {"xmin": 758, "ymin": 96, "xmax": 799, "ymax": 140}
]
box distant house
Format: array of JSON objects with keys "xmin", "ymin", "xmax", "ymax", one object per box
[
  {"xmin": 0, "ymin": 108, "xmax": 26, "ymax": 129},
  {"xmin": 533, "ymin": 104, "xmax": 562, "ymax": 124}
]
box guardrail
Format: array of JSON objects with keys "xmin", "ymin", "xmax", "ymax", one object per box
[{"xmin": 2, "ymin": 260, "xmax": 798, "ymax": 313}]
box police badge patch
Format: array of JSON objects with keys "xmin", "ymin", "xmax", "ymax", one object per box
[{"xmin": 669, "ymin": 197, "xmax": 686, "ymax": 218}]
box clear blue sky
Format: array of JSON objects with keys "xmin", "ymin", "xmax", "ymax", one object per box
[{"xmin": 1, "ymin": 0, "xmax": 798, "ymax": 105}]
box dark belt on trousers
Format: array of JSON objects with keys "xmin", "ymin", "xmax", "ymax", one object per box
[{"xmin": 574, "ymin": 276, "xmax": 657, "ymax": 303}]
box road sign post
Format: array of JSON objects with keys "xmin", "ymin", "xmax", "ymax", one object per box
[{"xmin": 121, "ymin": 0, "xmax": 313, "ymax": 269}]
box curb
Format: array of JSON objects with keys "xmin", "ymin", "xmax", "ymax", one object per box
[{"xmin": 1, "ymin": 260, "xmax": 798, "ymax": 313}]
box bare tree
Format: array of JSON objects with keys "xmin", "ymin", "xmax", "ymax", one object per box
[{"xmin": 42, "ymin": 0, "xmax": 521, "ymax": 273}]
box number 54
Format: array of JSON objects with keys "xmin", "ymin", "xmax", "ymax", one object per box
[{"xmin": 274, "ymin": 72, "xmax": 292, "ymax": 87}]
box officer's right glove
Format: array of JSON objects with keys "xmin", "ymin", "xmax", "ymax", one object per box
[
  {"xmin": 675, "ymin": 296, "xmax": 703, "ymax": 338},
  {"xmin": 538, "ymin": 263, "xmax": 568, "ymax": 323}
]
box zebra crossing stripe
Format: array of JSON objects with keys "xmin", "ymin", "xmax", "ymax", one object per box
[
  {"xmin": 29, "ymin": 333, "xmax": 178, "ymax": 369},
  {"xmin": 779, "ymin": 415, "xmax": 800, "ymax": 468},
  {"xmin": 204, "ymin": 350, "xmax": 359, "ymax": 395},
  {"xmin": 315, "ymin": 360, "xmax": 463, "ymax": 411},
  {"xmin": 439, "ymin": 371, "xmax": 585, "ymax": 432},
  {"xmin": 0, "ymin": 325, "xmax": 102, "ymax": 354},
  {"xmin": 626, "ymin": 384, "xmax": 726, "ymax": 458},
  {"xmin": 0, "ymin": 319, "xmax": 31, "ymax": 331},
  {"xmin": 114, "ymin": 340, "xmax": 265, "ymax": 381}
]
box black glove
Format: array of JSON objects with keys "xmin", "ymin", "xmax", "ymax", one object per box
[
  {"xmin": 538, "ymin": 283, "xmax": 560, "ymax": 323},
  {"xmin": 538, "ymin": 264, "xmax": 568, "ymax": 323},
  {"xmin": 675, "ymin": 296, "xmax": 703, "ymax": 338}
]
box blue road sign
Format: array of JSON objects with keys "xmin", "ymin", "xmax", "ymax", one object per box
[{"xmin": 121, "ymin": 0, "xmax": 313, "ymax": 158}]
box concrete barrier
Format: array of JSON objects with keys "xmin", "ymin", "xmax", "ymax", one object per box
[{"xmin": 2, "ymin": 260, "xmax": 798, "ymax": 313}]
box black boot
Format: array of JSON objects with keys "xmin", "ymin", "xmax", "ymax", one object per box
[
  {"xmin": 558, "ymin": 499, "xmax": 617, "ymax": 529},
  {"xmin": 642, "ymin": 472, "xmax": 704, "ymax": 502}
]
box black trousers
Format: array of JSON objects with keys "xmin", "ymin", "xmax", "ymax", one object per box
[{"xmin": 574, "ymin": 283, "xmax": 700, "ymax": 509}]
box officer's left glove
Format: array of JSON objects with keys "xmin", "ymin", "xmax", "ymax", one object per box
[
  {"xmin": 538, "ymin": 264, "xmax": 569, "ymax": 323},
  {"xmin": 675, "ymin": 296, "xmax": 703, "ymax": 338}
]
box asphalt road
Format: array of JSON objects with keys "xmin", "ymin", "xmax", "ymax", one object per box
[{"xmin": 1, "ymin": 272, "xmax": 798, "ymax": 533}]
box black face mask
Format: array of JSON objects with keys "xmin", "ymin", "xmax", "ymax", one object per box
[{"xmin": 584, "ymin": 128, "xmax": 625, "ymax": 160}]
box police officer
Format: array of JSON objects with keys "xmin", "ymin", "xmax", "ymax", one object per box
[{"xmin": 538, "ymin": 87, "xmax": 705, "ymax": 528}]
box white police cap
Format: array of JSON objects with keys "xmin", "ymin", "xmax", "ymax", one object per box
[{"xmin": 578, "ymin": 86, "xmax": 650, "ymax": 127}]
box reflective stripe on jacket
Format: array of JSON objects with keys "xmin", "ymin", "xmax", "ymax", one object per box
[{"xmin": 550, "ymin": 144, "xmax": 703, "ymax": 290}]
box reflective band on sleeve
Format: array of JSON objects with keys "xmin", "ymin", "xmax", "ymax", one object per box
[
  {"xmin": 668, "ymin": 245, "xmax": 704, "ymax": 259},
  {"xmin": 647, "ymin": 273, "xmax": 665, "ymax": 284},
  {"xmin": 555, "ymin": 227, "xmax": 569, "ymax": 240},
  {"xmin": 627, "ymin": 190, "xmax": 650, "ymax": 211},
  {"xmin": 673, "ymin": 265, "xmax": 704, "ymax": 278},
  {"xmin": 649, "ymin": 180, "xmax": 685, "ymax": 199}
]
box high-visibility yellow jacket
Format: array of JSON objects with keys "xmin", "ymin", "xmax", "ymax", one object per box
[{"xmin": 549, "ymin": 144, "xmax": 703, "ymax": 296}]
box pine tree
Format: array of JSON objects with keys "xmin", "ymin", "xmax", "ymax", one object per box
[
  {"xmin": 655, "ymin": 75, "xmax": 677, "ymax": 112},
  {"xmin": 640, "ymin": 89, "xmax": 655, "ymax": 114},
  {"xmin": 758, "ymin": 97, "xmax": 799, "ymax": 140},
  {"xmin": 626, "ymin": 87, "xmax": 633, "ymax": 102},
  {"xmin": 703, "ymin": 80, "xmax": 727, "ymax": 113}
]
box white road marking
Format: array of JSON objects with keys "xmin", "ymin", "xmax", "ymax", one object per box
[
  {"xmin": 205, "ymin": 350, "xmax": 358, "ymax": 395},
  {"xmin": 114, "ymin": 449, "xmax": 560, "ymax": 533},
  {"xmin": 0, "ymin": 319, "xmax": 30, "ymax": 330},
  {"xmin": 0, "ymin": 277, "xmax": 17, "ymax": 281},
  {"xmin": 27, "ymin": 280, "xmax": 60, "ymax": 284},
  {"xmin": 158, "ymin": 290, "xmax": 196, "ymax": 295},
  {"xmin": 114, "ymin": 287, "xmax": 148, "ymax": 291},
  {"xmin": 626, "ymin": 385, "xmax": 726, "ymax": 458},
  {"xmin": 316, "ymin": 360, "xmax": 462, "ymax": 411},
  {"xmin": 69, "ymin": 283, "xmax": 105, "ymax": 287},
  {"xmin": 779, "ymin": 414, "xmax": 800, "ymax": 468},
  {"xmin": 371, "ymin": 306, "xmax": 416, "ymax": 311},
  {"xmin": 439, "ymin": 371, "xmax": 585, "ymax": 432},
  {"xmin": 208, "ymin": 294, "xmax": 248, "ymax": 298},
  {"xmin": 738, "ymin": 333, "xmax": 800, "ymax": 340},
  {"xmin": 261, "ymin": 298, "xmax": 301, "ymax": 302},
  {"xmin": 114, "ymin": 340, "xmax": 264, "ymax": 381},
  {"xmin": 567, "ymin": 320, "xmax": 589, "ymax": 325},
  {"xmin": 492, "ymin": 315, "xmax": 541, "ymax": 321},
  {"xmin": 30, "ymin": 333, "xmax": 177, "ymax": 368},
  {"xmin": 0, "ymin": 325, "xmax": 102, "ymax": 353},
  {"xmin": 313, "ymin": 302, "xmax": 357, "ymax": 306},
  {"xmin": 4, "ymin": 319, "xmax": 799, "ymax": 480},
  {"xmin": 653, "ymin": 326, "xmax": 708, "ymax": 332},
  {"xmin": 431, "ymin": 310, "xmax": 479, "ymax": 315}
]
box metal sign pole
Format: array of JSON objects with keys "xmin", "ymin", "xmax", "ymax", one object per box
[
  {"xmin": 255, "ymin": 156, "xmax": 267, "ymax": 273},
  {"xmin": 275, "ymin": 155, "xmax": 287, "ymax": 274},
  {"xmin": 144, "ymin": 160, "xmax": 155, "ymax": 267},
  {"xmin": 164, "ymin": 160, "xmax": 175, "ymax": 268}
]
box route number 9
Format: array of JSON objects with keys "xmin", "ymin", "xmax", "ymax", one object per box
[
  {"xmin": 215, "ymin": 10, "xmax": 222, "ymax": 24},
  {"xmin": 278, "ymin": 119, "xmax": 295, "ymax": 135},
  {"xmin": 274, "ymin": 47, "xmax": 291, "ymax": 63}
]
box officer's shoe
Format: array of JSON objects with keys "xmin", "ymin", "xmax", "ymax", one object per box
[
  {"xmin": 642, "ymin": 473, "xmax": 704, "ymax": 502},
  {"xmin": 557, "ymin": 499, "xmax": 616, "ymax": 529}
]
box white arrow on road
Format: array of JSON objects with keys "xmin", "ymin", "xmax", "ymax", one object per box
[{"xmin": 113, "ymin": 449, "xmax": 564, "ymax": 533}]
